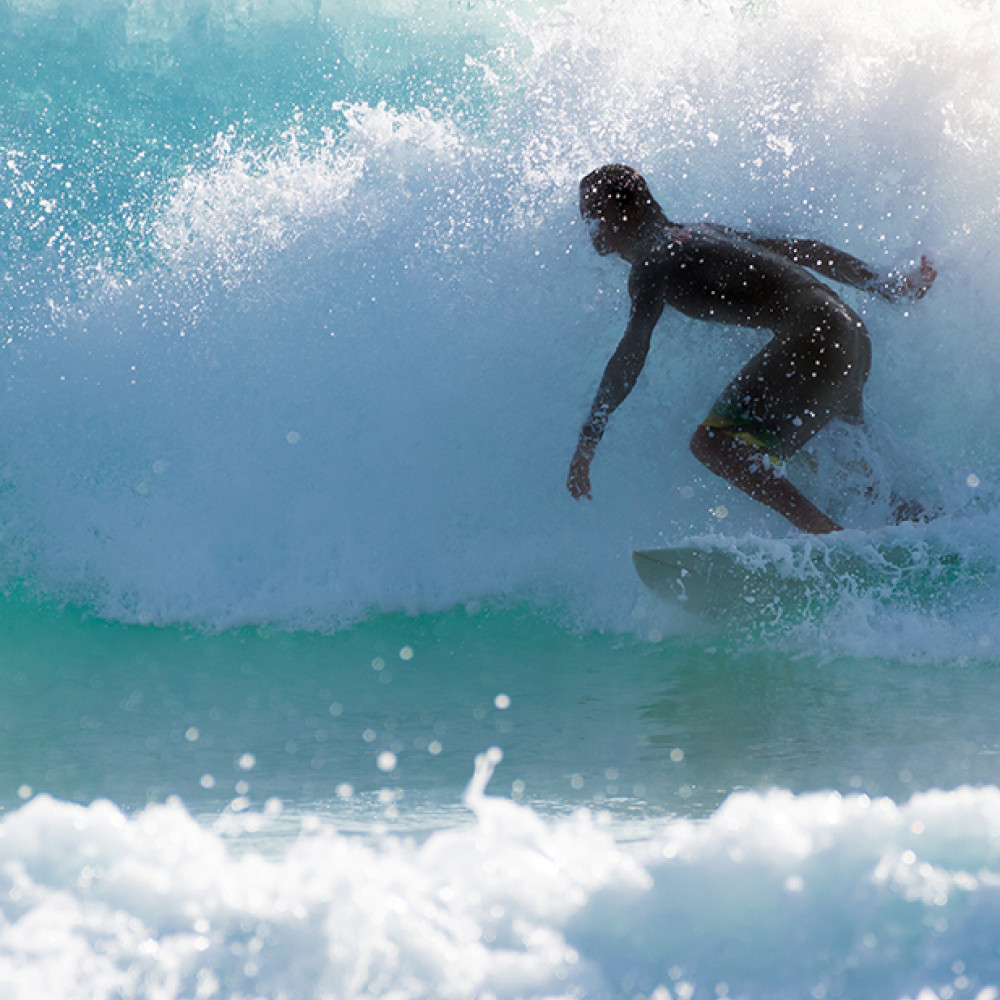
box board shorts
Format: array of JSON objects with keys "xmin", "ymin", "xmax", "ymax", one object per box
[
  {"xmin": 699, "ymin": 287, "xmax": 872, "ymax": 461},
  {"xmin": 700, "ymin": 397, "xmax": 786, "ymax": 457}
]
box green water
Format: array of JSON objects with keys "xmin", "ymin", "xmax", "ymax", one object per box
[{"xmin": 1, "ymin": 599, "xmax": 996, "ymax": 830}]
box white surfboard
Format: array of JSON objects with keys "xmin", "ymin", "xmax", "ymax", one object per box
[{"xmin": 633, "ymin": 533, "xmax": 977, "ymax": 616}]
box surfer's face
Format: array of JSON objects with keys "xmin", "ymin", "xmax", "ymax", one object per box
[{"xmin": 582, "ymin": 196, "xmax": 640, "ymax": 257}]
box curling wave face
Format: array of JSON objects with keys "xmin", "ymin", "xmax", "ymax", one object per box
[{"xmin": 0, "ymin": 0, "xmax": 998, "ymax": 649}]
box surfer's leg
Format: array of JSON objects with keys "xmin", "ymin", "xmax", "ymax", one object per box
[
  {"xmin": 690, "ymin": 289, "xmax": 871, "ymax": 534},
  {"xmin": 690, "ymin": 423, "xmax": 841, "ymax": 533}
]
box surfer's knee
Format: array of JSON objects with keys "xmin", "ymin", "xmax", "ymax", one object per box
[{"xmin": 691, "ymin": 423, "xmax": 749, "ymax": 475}]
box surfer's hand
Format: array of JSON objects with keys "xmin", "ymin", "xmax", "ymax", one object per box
[
  {"xmin": 899, "ymin": 255, "xmax": 937, "ymax": 300},
  {"xmin": 567, "ymin": 448, "xmax": 593, "ymax": 500}
]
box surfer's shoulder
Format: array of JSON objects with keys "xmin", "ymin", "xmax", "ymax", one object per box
[{"xmin": 628, "ymin": 225, "xmax": 694, "ymax": 289}]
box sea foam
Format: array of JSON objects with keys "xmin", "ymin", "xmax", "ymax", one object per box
[{"xmin": 2, "ymin": 751, "xmax": 1000, "ymax": 999}]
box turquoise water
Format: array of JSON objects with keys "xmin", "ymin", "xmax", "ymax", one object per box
[
  {"xmin": 6, "ymin": 599, "xmax": 1000, "ymax": 817},
  {"xmin": 4, "ymin": 0, "xmax": 1000, "ymax": 996}
]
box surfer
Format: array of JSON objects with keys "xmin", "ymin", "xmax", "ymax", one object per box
[{"xmin": 567, "ymin": 164, "xmax": 937, "ymax": 533}]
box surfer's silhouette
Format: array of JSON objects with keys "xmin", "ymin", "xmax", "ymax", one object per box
[{"xmin": 567, "ymin": 164, "xmax": 937, "ymax": 533}]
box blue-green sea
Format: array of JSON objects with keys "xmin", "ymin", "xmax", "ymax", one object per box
[{"xmin": 4, "ymin": 0, "xmax": 1000, "ymax": 996}]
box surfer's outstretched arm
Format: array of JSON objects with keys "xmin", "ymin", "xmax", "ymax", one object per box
[
  {"xmin": 567, "ymin": 298, "xmax": 662, "ymax": 499},
  {"xmin": 756, "ymin": 238, "xmax": 937, "ymax": 302},
  {"xmin": 709, "ymin": 225, "xmax": 937, "ymax": 302}
]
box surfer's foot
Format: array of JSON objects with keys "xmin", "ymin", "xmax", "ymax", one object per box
[
  {"xmin": 796, "ymin": 506, "xmax": 843, "ymax": 534},
  {"xmin": 889, "ymin": 493, "xmax": 937, "ymax": 524}
]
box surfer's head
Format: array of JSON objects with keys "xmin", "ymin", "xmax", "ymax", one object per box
[{"xmin": 579, "ymin": 164, "xmax": 660, "ymax": 257}]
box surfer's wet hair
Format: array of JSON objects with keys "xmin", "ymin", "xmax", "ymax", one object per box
[{"xmin": 579, "ymin": 164, "xmax": 653, "ymax": 220}]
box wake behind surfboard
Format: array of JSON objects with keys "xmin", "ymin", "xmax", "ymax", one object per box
[{"xmin": 633, "ymin": 529, "xmax": 990, "ymax": 617}]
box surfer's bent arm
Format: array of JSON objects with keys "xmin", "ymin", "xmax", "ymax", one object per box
[
  {"xmin": 710, "ymin": 225, "xmax": 936, "ymax": 302},
  {"xmin": 567, "ymin": 297, "xmax": 661, "ymax": 500}
]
